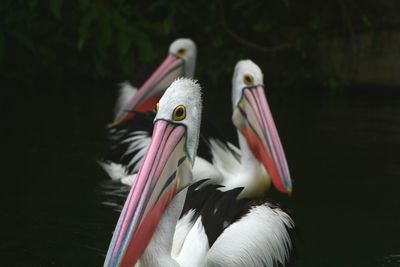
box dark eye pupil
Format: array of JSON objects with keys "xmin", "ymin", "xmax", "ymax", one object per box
[{"xmin": 176, "ymin": 108, "xmax": 183, "ymax": 117}]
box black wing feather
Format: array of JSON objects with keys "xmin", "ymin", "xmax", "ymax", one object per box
[{"xmin": 181, "ymin": 181, "xmax": 298, "ymax": 266}]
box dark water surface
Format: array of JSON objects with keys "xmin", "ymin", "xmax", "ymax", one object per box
[{"xmin": 2, "ymin": 82, "xmax": 400, "ymax": 266}]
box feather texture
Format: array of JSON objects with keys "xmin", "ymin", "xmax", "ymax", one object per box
[
  {"xmin": 99, "ymin": 112, "xmax": 154, "ymax": 178},
  {"xmin": 208, "ymin": 138, "xmax": 241, "ymax": 176},
  {"xmin": 178, "ymin": 180, "xmax": 296, "ymax": 267},
  {"xmin": 114, "ymin": 81, "xmax": 138, "ymax": 120}
]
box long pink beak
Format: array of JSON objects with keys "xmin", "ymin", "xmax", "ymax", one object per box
[
  {"xmin": 233, "ymin": 85, "xmax": 292, "ymax": 194},
  {"xmin": 104, "ymin": 120, "xmax": 190, "ymax": 267},
  {"xmin": 114, "ymin": 55, "xmax": 184, "ymax": 125}
]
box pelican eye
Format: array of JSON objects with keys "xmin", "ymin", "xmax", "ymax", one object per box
[
  {"xmin": 176, "ymin": 48, "xmax": 186, "ymax": 57},
  {"xmin": 244, "ymin": 74, "xmax": 254, "ymax": 86},
  {"xmin": 172, "ymin": 105, "xmax": 186, "ymax": 121}
]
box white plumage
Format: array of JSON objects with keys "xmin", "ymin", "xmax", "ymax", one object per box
[
  {"xmin": 204, "ymin": 204, "xmax": 294, "ymax": 267},
  {"xmin": 114, "ymin": 82, "xmax": 138, "ymax": 120},
  {"xmin": 174, "ymin": 215, "xmax": 209, "ymax": 267}
]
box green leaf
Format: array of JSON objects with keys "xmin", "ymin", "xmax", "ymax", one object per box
[
  {"xmin": 310, "ymin": 16, "xmax": 320, "ymax": 31},
  {"xmin": 281, "ymin": 0, "xmax": 290, "ymax": 8},
  {"xmin": 328, "ymin": 78, "xmax": 338, "ymax": 89},
  {"xmin": 252, "ymin": 21, "xmax": 272, "ymax": 33},
  {"xmin": 78, "ymin": 0, "xmax": 90, "ymax": 11},
  {"xmin": 77, "ymin": 36, "xmax": 86, "ymax": 51},
  {"xmin": 212, "ymin": 34, "xmax": 223, "ymax": 48},
  {"xmin": 117, "ymin": 31, "xmax": 132, "ymax": 57},
  {"xmin": 362, "ymin": 15, "xmax": 371, "ymax": 27},
  {"xmin": 233, "ymin": 1, "xmax": 246, "ymax": 9},
  {"xmin": 163, "ymin": 17, "xmax": 173, "ymax": 35},
  {"xmin": 130, "ymin": 29, "xmax": 155, "ymax": 62},
  {"xmin": 121, "ymin": 54, "xmax": 135, "ymax": 74},
  {"xmin": 97, "ymin": 12, "xmax": 112, "ymax": 57},
  {"xmin": 13, "ymin": 31, "xmax": 35, "ymax": 51},
  {"xmin": 95, "ymin": 57, "xmax": 105, "ymax": 75},
  {"xmin": 49, "ymin": 0, "xmax": 64, "ymax": 19},
  {"xmin": 149, "ymin": 0, "xmax": 170, "ymax": 11},
  {"xmin": 77, "ymin": 9, "xmax": 98, "ymax": 50},
  {"xmin": 29, "ymin": 0, "xmax": 38, "ymax": 10}
]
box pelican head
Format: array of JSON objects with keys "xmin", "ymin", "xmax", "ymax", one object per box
[
  {"xmin": 232, "ymin": 60, "xmax": 292, "ymax": 195},
  {"xmin": 104, "ymin": 78, "xmax": 202, "ymax": 267},
  {"xmin": 114, "ymin": 38, "xmax": 197, "ymax": 125}
]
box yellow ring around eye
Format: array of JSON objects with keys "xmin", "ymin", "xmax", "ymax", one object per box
[
  {"xmin": 244, "ymin": 74, "xmax": 254, "ymax": 86},
  {"xmin": 177, "ymin": 48, "xmax": 186, "ymax": 57},
  {"xmin": 173, "ymin": 105, "xmax": 186, "ymax": 121}
]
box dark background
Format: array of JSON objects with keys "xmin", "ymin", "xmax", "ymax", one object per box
[{"xmin": 1, "ymin": 0, "xmax": 400, "ymax": 266}]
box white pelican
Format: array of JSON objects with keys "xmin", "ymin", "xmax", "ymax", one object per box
[
  {"xmin": 207, "ymin": 59, "xmax": 292, "ymax": 196},
  {"xmin": 101, "ymin": 60, "xmax": 292, "ymax": 198},
  {"xmin": 103, "ymin": 78, "xmax": 295, "ymax": 267},
  {"xmin": 100, "ymin": 38, "xmax": 198, "ymax": 179},
  {"xmin": 113, "ymin": 38, "xmax": 197, "ymax": 125}
]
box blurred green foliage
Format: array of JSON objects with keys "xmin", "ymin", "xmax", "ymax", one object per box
[{"xmin": 0, "ymin": 0, "xmax": 397, "ymax": 88}]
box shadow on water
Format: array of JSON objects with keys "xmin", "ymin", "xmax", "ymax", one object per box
[{"xmin": 1, "ymin": 81, "xmax": 400, "ymax": 266}]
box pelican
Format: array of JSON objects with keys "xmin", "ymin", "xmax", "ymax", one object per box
[
  {"xmin": 100, "ymin": 38, "xmax": 197, "ymax": 178},
  {"xmin": 207, "ymin": 59, "xmax": 292, "ymax": 196},
  {"xmin": 103, "ymin": 78, "xmax": 295, "ymax": 267},
  {"xmin": 113, "ymin": 38, "xmax": 197, "ymax": 125},
  {"xmin": 101, "ymin": 60, "xmax": 292, "ymax": 198}
]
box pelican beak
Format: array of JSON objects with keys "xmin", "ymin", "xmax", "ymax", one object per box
[
  {"xmin": 232, "ymin": 85, "xmax": 292, "ymax": 195},
  {"xmin": 104, "ymin": 120, "xmax": 192, "ymax": 267},
  {"xmin": 113, "ymin": 54, "xmax": 184, "ymax": 125}
]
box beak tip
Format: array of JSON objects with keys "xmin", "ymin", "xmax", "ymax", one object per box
[
  {"xmin": 287, "ymin": 189, "xmax": 293, "ymax": 197},
  {"xmin": 110, "ymin": 120, "xmax": 120, "ymax": 127}
]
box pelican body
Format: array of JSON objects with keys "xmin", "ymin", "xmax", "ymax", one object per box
[{"xmin": 103, "ymin": 78, "xmax": 295, "ymax": 267}]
